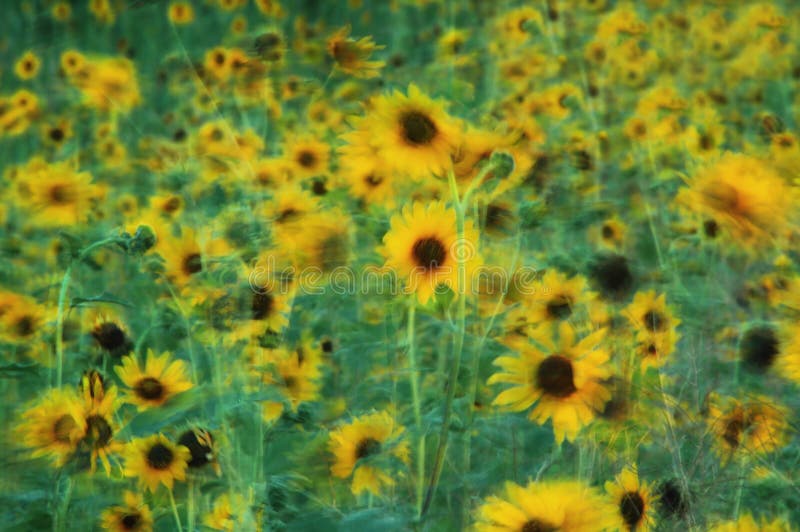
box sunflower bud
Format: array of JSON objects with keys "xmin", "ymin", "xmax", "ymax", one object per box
[{"xmin": 79, "ymin": 369, "xmax": 106, "ymax": 405}]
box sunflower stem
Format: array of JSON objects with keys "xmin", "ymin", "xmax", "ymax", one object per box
[
  {"xmin": 168, "ymin": 488, "xmax": 184, "ymax": 532},
  {"xmin": 733, "ymin": 455, "xmax": 746, "ymax": 519},
  {"xmin": 55, "ymin": 237, "xmax": 124, "ymax": 388},
  {"xmin": 187, "ymin": 478, "xmax": 195, "ymax": 532},
  {"xmin": 422, "ymin": 168, "xmax": 467, "ymax": 517},
  {"xmin": 406, "ymin": 300, "xmax": 425, "ymax": 517}
]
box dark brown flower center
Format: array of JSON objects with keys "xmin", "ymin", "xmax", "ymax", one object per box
[
  {"xmin": 411, "ymin": 237, "xmax": 446, "ymax": 270},
  {"xmin": 92, "ymin": 322, "xmax": 127, "ymax": 351},
  {"xmin": 85, "ymin": 414, "xmax": 113, "ymax": 448},
  {"xmin": 121, "ymin": 513, "xmax": 142, "ymax": 530},
  {"xmin": 521, "ymin": 519, "xmax": 557, "ymax": 532},
  {"xmin": 642, "ymin": 310, "xmax": 666, "ymax": 332},
  {"xmin": 178, "ymin": 429, "xmax": 214, "ymax": 468},
  {"xmin": 134, "ymin": 377, "xmax": 165, "ymax": 401},
  {"xmin": 620, "ymin": 491, "xmax": 645, "ymax": 528},
  {"xmin": 15, "ymin": 315, "xmax": 35, "ymax": 337},
  {"xmin": 146, "ymin": 442, "xmax": 174, "ymax": 470},
  {"xmin": 536, "ymin": 355, "xmax": 577, "ymax": 398},
  {"xmin": 400, "ymin": 111, "xmax": 437, "ymax": 145},
  {"xmin": 740, "ymin": 325, "xmax": 779, "ymax": 370},
  {"xmin": 546, "ymin": 295, "xmax": 573, "ymax": 320},
  {"xmin": 355, "ymin": 437, "xmax": 381, "ymax": 459},
  {"xmin": 49, "ymin": 127, "xmax": 65, "ymax": 142},
  {"xmin": 49, "ymin": 184, "xmax": 75, "ymax": 205},
  {"xmin": 364, "ymin": 173, "xmax": 383, "ymax": 187},
  {"xmin": 252, "ymin": 292, "xmax": 274, "ymax": 320},
  {"xmin": 601, "ymin": 224, "xmax": 614, "ymax": 239},
  {"xmin": 297, "ymin": 150, "xmax": 316, "ymax": 168},
  {"xmin": 183, "ymin": 253, "xmax": 203, "ymax": 276}
]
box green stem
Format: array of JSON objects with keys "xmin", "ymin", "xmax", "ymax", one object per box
[
  {"xmin": 54, "ymin": 237, "xmax": 122, "ymax": 388},
  {"xmin": 187, "ymin": 478, "xmax": 195, "ymax": 532},
  {"xmin": 168, "ymin": 489, "xmax": 184, "ymax": 532},
  {"xmin": 407, "ymin": 300, "xmax": 425, "ymax": 517},
  {"xmin": 422, "ymin": 168, "xmax": 467, "ymax": 517},
  {"xmin": 732, "ymin": 455, "xmax": 746, "ymax": 519}
]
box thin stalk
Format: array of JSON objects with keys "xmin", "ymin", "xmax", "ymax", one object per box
[
  {"xmin": 407, "ymin": 300, "xmax": 425, "ymax": 517},
  {"xmin": 422, "ymin": 168, "xmax": 467, "ymax": 516},
  {"xmin": 168, "ymin": 489, "xmax": 184, "ymax": 532},
  {"xmin": 55, "ymin": 237, "xmax": 122, "ymax": 388}
]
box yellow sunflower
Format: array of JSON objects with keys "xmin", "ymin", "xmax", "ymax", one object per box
[
  {"xmin": 123, "ymin": 434, "xmax": 191, "ymax": 492},
  {"xmin": 89, "ymin": 311, "xmax": 134, "ymax": 359},
  {"xmin": 17, "ymin": 160, "xmax": 102, "ymax": 227},
  {"xmin": 489, "ymin": 322, "xmax": 612, "ymax": 443},
  {"xmin": 260, "ymin": 343, "xmax": 323, "ymax": 423},
  {"xmin": 605, "ymin": 466, "xmax": 658, "ymax": 531},
  {"xmin": 15, "ymin": 50, "xmax": 41, "ymax": 80},
  {"xmin": 282, "ymin": 136, "xmax": 330, "ymax": 180},
  {"xmin": 706, "ymin": 393, "xmax": 788, "ymax": 462},
  {"xmin": 15, "ymin": 388, "xmax": 85, "ymax": 467},
  {"xmin": 707, "ymin": 513, "xmax": 792, "ymax": 532},
  {"xmin": 326, "ymin": 25, "xmax": 385, "ymax": 79},
  {"xmin": 623, "ymin": 290, "xmax": 680, "ymax": 339},
  {"xmin": 79, "ymin": 385, "xmax": 122, "ymax": 474},
  {"xmin": 675, "ymin": 153, "xmax": 797, "ymax": 248},
  {"xmin": 524, "ymin": 270, "xmax": 598, "ymax": 325},
  {"xmin": 204, "ymin": 493, "xmax": 258, "ymax": 531},
  {"xmin": 157, "ymin": 227, "xmax": 231, "ymax": 288},
  {"xmin": 100, "ymin": 491, "xmax": 153, "ymax": 532},
  {"xmin": 366, "ymin": 84, "xmax": 462, "ymax": 180},
  {"xmin": 339, "ymin": 157, "xmax": 396, "ymax": 209},
  {"xmin": 329, "ymin": 410, "xmax": 409, "ymax": 496},
  {"xmin": 178, "ymin": 427, "xmax": 221, "ymax": 476},
  {"xmin": 473, "ymin": 479, "xmax": 618, "ymax": 531},
  {"xmin": 114, "ymin": 350, "xmax": 194, "ymax": 410},
  {"xmin": 167, "ymin": 1, "xmax": 194, "ymax": 24},
  {"xmin": 381, "ymin": 201, "xmax": 482, "ymax": 304}
]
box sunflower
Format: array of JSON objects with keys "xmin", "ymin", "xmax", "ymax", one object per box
[
  {"xmin": 41, "ymin": 118, "xmax": 73, "ymax": 148},
  {"xmin": 707, "ymin": 513, "xmax": 792, "ymax": 532},
  {"xmin": 157, "ymin": 227, "xmax": 231, "ymax": 288},
  {"xmin": 100, "ymin": 491, "xmax": 153, "ymax": 532},
  {"xmin": 260, "ymin": 343, "xmax": 323, "ymax": 422},
  {"xmin": 282, "ymin": 136, "xmax": 330, "ymax": 180},
  {"xmin": 15, "ymin": 388, "xmax": 85, "ymax": 467},
  {"xmin": 79, "ymin": 384, "xmax": 122, "ymax": 474},
  {"xmin": 489, "ymin": 322, "xmax": 612, "ymax": 443},
  {"xmin": 115, "ymin": 350, "xmax": 194, "ymax": 410},
  {"xmin": 590, "ymin": 216, "xmax": 628, "ymax": 251},
  {"xmin": 623, "ymin": 291, "xmax": 680, "ymax": 338},
  {"xmin": 294, "ymin": 212, "xmax": 352, "ymax": 275},
  {"xmin": 17, "ymin": 160, "xmax": 102, "ymax": 227},
  {"xmin": 167, "ymin": 1, "xmax": 194, "ymax": 24},
  {"xmin": 381, "ymin": 201, "xmax": 482, "ymax": 304},
  {"xmin": 326, "ymin": 26, "xmax": 385, "ymax": 78},
  {"xmin": 706, "ymin": 393, "xmax": 788, "ymax": 462},
  {"xmin": 123, "ymin": 434, "xmax": 191, "ymax": 492},
  {"xmin": 204, "ymin": 493, "xmax": 258, "ymax": 531},
  {"xmin": 473, "ymin": 479, "xmax": 618, "ymax": 531},
  {"xmin": 777, "ymin": 325, "xmax": 800, "ymax": 384},
  {"xmin": 178, "ymin": 427, "xmax": 221, "ymax": 476},
  {"xmin": 89, "ymin": 312, "xmax": 134, "ymax": 358},
  {"xmin": 365, "ymin": 84, "xmax": 462, "ymax": 180},
  {"xmin": 605, "ymin": 466, "xmax": 658, "ymax": 531},
  {"xmin": 262, "ymin": 184, "xmax": 320, "ymax": 249},
  {"xmin": 340, "ymin": 157, "xmax": 396, "ymax": 208},
  {"xmin": 15, "ymin": 50, "xmax": 41, "ymax": 80},
  {"xmin": 329, "ymin": 410, "xmax": 409, "ymax": 496},
  {"xmin": 675, "ymin": 153, "xmax": 797, "ymax": 248},
  {"xmin": 524, "ymin": 270, "xmax": 599, "ymax": 326}
]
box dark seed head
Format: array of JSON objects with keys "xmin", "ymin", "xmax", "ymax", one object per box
[
  {"xmin": 545, "ymin": 295, "xmax": 573, "ymax": 320},
  {"xmin": 121, "ymin": 513, "xmax": 142, "ymax": 530},
  {"xmin": 134, "ymin": 377, "xmax": 165, "ymax": 401},
  {"xmin": 657, "ymin": 479, "xmax": 688, "ymax": 516},
  {"xmin": 92, "ymin": 322, "xmax": 130, "ymax": 355},
  {"xmin": 355, "ymin": 437, "xmax": 381, "ymax": 459},
  {"xmin": 620, "ymin": 491, "xmax": 645, "ymax": 528},
  {"xmin": 146, "ymin": 442, "xmax": 174, "ymax": 470},
  {"xmin": 739, "ymin": 325, "xmax": 779, "ymax": 371},
  {"xmin": 297, "ymin": 150, "xmax": 316, "ymax": 168},
  {"xmin": 251, "ymin": 292, "xmax": 274, "ymax": 320},
  {"xmin": 522, "ymin": 519, "xmax": 557, "ymax": 532},
  {"xmin": 589, "ymin": 254, "xmax": 634, "ymax": 300},
  {"xmin": 642, "ymin": 310, "xmax": 666, "ymax": 332},
  {"xmin": 178, "ymin": 429, "xmax": 214, "ymax": 468},
  {"xmin": 84, "ymin": 415, "xmax": 113, "ymax": 449},
  {"xmin": 703, "ymin": 219, "xmax": 719, "ymax": 238},
  {"xmin": 183, "ymin": 253, "xmax": 203, "ymax": 275},
  {"xmin": 400, "ymin": 111, "xmax": 437, "ymax": 145},
  {"xmin": 536, "ymin": 355, "xmax": 577, "ymax": 398},
  {"xmin": 49, "ymin": 127, "xmax": 65, "ymax": 142},
  {"xmin": 412, "ymin": 237, "xmax": 446, "ymax": 270}
]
